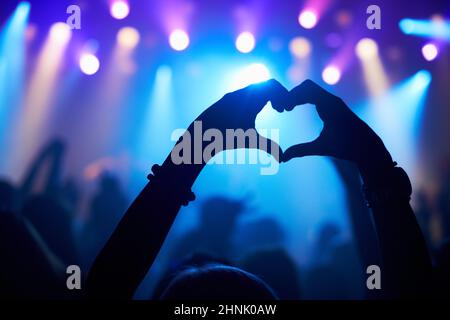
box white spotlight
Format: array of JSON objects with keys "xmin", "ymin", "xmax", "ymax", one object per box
[
  {"xmin": 169, "ymin": 29, "xmax": 190, "ymax": 51},
  {"xmin": 236, "ymin": 32, "xmax": 256, "ymax": 53},
  {"xmin": 79, "ymin": 53, "xmax": 100, "ymax": 75}
]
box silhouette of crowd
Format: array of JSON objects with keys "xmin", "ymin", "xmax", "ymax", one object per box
[{"xmin": 1, "ymin": 79, "xmax": 449, "ymax": 300}]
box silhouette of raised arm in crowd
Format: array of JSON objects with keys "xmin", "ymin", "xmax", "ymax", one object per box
[
  {"xmin": 19, "ymin": 139, "xmax": 66, "ymax": 202},
  {"xmin": 0, "ymin": 139, "xmax": 80, "ymax": 298},
  {"xmin": 87, "ymin": 79, "xmax": 432, "ymax": 299},
  {"xmin": 86, "ymin": 80, "xmax": 288, "ymax": 298},
  {"xmin": 282, "ymin": 80, "xmax": 432, "ymax": 298}
]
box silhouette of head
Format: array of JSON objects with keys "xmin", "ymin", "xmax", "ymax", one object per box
[
  {"xmin": 235, "ymin": 217, "xmax": 285, "ymax": 250},
  {"xmin": 90, "ymin": 171, "xmax": 127, "ymax": 227},
  {"xmin": 159, "ymin": 263, "xmax": 277, "ymax": 300},
  {"xmin": 153, "ymin": 252, "xmax": 230, "ymax": 299},
  {"xmin": 317, "ymin": 222, "xmax": 340, "ymax": 245},
  {"xmin": 240, "ymin": 248, "xmax": 301, "ymax": 299}
]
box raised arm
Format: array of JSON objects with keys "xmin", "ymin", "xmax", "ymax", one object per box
[
  {"xmin": 86, "ymin": 80, "xmax": 289, "ymax": 298},
  {"xmin": 19, "ymin": 139, "xmax": 66, "ymax": 200},
  {"xmin": 283, "ymin": 80, "xmax": 432, "ymax": 298}
]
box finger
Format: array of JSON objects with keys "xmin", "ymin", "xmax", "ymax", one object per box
[
  {"xmin": 252, "ymin": 132, "xmax": 283, "ymax": 163},
  {"xmin": 261, "ymin": 79, "xmax": 290, "ymax": 113},
  {"xmin": 282, "ymin": 140, "xmax": 324, "ymax": 162},
  {"xmin": 287, "ymin": 79, "xmax": 335, "ymax": 109},
  {"xmin": 243, "ymin": 79, "xmax": 290, "ymax": 113}
]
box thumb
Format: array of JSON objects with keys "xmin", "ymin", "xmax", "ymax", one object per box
[{"xmin": 282, "ymin": 139, "xmax": 325, "ymax": 162}]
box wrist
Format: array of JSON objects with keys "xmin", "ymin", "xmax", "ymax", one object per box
[
  {"xmin": 361, "ymin": 165, "xmax": 412, "ymax": 208},
  {"xmin": 145, "ymin": 148, "xmax": 206, "ymax": 207},
  {"xmin": 160, "ymin": 156, "xmax": 206, "ymax": 189},
  {"xmin": 357, "ymin": 145, "xmax": 395, "ymax": 188},
  {"xmin": 358, "ymin": 159, "xmax": 396, "ymax": 188}
]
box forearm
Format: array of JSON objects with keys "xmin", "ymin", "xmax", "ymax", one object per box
[
  {"xmin": 86, "ymin": 185, "xmax": 176, "ymax": 298},
  {"xmin": 45, "ymin": 152, "xmax": 63, "ymax": 193},
  {"xmin": 20, "ymin": 147, "xmax": 54, "ymax": 198},
  {"xmin": 19, "ymin": 159, "xmax": 42, "ymax": 199},
  {"xmin": 85, "ymin": 81, "xmax": 286, "ymax": 299},
  {"xmin": 359, "ymin": 163, "xmax": 432, "ymax": 298},
  {"xmin": 86, "ymin": 127, "xmax": 206, "ymax": 299},
  {"xmin": 332, "ymin": 160, "xmax": 380, "ymax": 269}
]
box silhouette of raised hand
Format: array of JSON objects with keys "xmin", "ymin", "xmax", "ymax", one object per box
[
  {"xmin": 282, "ymin": 80, "xmax": 393, "ymax": 172},
  {"xmin": 282, "ymin": 80, "xmax": 432, "ymax": 298},
  {"xmin": 181, "ymin": 79, "xmax": 289, "ymax": 162},
  {"xmin": 87, "ymin": 80, "xmax": 290, "ymax": 298}
]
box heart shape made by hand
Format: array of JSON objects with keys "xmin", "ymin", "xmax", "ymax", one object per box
[{"xmin": 276, "ymin": 80, "xmax": 393, "ymax": 169}]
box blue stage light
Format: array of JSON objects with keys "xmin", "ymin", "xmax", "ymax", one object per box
[{"xmin": 399, "ymin": 18, "xmax": 450, "ymax": 40}]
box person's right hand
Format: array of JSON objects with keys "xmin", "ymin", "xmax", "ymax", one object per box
[
  {"xmin": 174, "ymin": 79, "xmax": 289, "ymax": 163},
  {"xmin": 282, "ymin": 80, "xmax": 394, "ymax": 173}
]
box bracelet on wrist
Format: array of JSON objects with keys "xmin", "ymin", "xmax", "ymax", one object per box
[{"xmin": 362, "ymin": 165, "xmax": 412, "ymax": 208}]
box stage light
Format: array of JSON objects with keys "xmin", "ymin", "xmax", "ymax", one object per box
[
  {"xmin": 322, "ymin": 66, "xmax": 341, "ymax": 85},
  {"xmin": 298, "ymin": 10, "xmax": 318, "ymax": 29},
  {"xmin": 399, "ymin": 18, "xmax": 450, "ymax": 40},
  {"xmin": 289, "ymin": 37, "xmax": 311, "ymax": 58},
  {"xmin": 336, "ymin": 10, "xmax": 352, "ymax": 28},
  {"xmin": 137, "ymin": 65, "xmax": 175, "ymax": 161},
  {"xmin": 0, "ymin": 1, "xmax": 30, "ymax": 173},
  {"xmin": 244, "ymin": 63, "xmax": 270, "ymax": 84},
  {"xmin": 117, "ymin": 26, "xmax": 140, "ymax": 49},
  {"xmin": 16, "ymin": 20, "xmax": 72, "ymax": 171},
  {"xmin": 230, "ymin": 63, "xmax": 270, "ymax": 91},
  {"xmin": 355, "ymin": 38, "xmax": 378, "ymax": 59},
  {"xmin": 236, "ymin": 32, "xmax": 255, "ymax": 53},
  {"xmin": 15, "ymin": 2, "xmax": 31, "ymax": 21},
  {"xmin": 355, "ymin": 38, "xmax": 388, "ymax": 97},
  {"xmin": 421, "ymin": 43, "xmax": 438, "ymax": 61},
  {"xmin": 79, "ymin": 53, "xmax": 100, "ymax": 75},
  {"xmin": 169, "ymin": 29, "xmax": 189, "ymax": 51},
  {"xmin": 359, "ymin": 70, "xmax": 432, "ymax": 180},
  {"xmin": 287, "ymin": 36, "xmax": 312, "ymax": 84},
  {"xmin": 110, "ymin": 0, "xmax": 130, "ymax": 20},
  {"xmin": 49, "ymin": 22, "xmax": 71, "ymax": 46},
  {"xmin": 113, "ymin": 27, "xmax": 139, "ymax": 76},
  {"xmin": 431, "ymin": 14, "xmax": 444, "ymax": 22},
  {"xmin": 413, "ymin": 70, "xmax": 432, "ymax": 89},
  {"xmin": 399, "ymin": 19, "xmax": 414, "ymax": 34}
]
